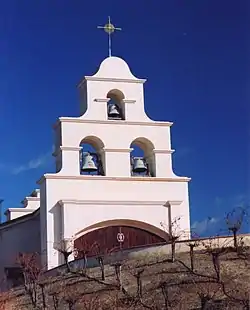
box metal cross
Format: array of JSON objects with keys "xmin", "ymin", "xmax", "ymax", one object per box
[{"xmin": 97, "ymin": 16, "xmax": 122, "ymax": 57}]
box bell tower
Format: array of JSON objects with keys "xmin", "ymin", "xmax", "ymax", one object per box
[
  {"xmin": 53, "ymin": 56, "xmax": 177, "ymax": 178},
  {"xmin": 39, "ymin": 25, "xmax": 191, "ymax": 269},
  {"xmin": 78, "ymin": 56, "xmax": 150, "ymax": 122}
]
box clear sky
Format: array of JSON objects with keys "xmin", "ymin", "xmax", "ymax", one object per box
[{"xmin": 0, "ymin": 1, "xmax": 249, "ymax": 236}]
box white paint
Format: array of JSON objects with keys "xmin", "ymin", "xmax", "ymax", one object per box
[
  {"xmin": 0, "ymin": 56, "xmax": 191, "ymax": 274},
  {"xmin": 5, "ymin": 208, "xmax": 36, "ymax": 221},
  {"xmin": 0, "ymin": 212, "xmax": 40, "ymax": 290},
  {"xmin": 40, "ymin": 56, "xmax": 191, "ymax": 269},
  {"xmin": 5, "ymin": 189, "xmax": 40, "ymax": 221}
]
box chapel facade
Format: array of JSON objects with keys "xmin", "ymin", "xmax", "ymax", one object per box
[
  {"xmin": 0, "ymin": 56, "xmax": 191, "ymax": 283},
  {"xmin": 38, "ymin": 56, "xmax": 191, "ymax": 269}
]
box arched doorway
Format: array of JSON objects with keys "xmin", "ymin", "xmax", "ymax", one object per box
[{"xmin": 74, "ymin": 225, "xmax": 166, "ymax": 259}]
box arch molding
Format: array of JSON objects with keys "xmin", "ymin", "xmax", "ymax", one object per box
[{"xmin": 73, "ymin": 219, "xmax": 168, "ymax": 258}]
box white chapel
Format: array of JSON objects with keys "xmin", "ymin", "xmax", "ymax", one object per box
[{"xmin": 0, "ymin": 55, "xmax": 191, "ymax": 289}]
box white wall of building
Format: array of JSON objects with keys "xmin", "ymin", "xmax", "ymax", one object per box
[
  {"xmin": 5, "ymin": 208, "xmax": 37, "ymax": 221},
  {"xmin": 0, "ymin": 212, "xmax": 41, "ymax": 290},
  {"xmin": 5, "ymin": 189, "xmax": 40, "ymax": 221},
  {"xmin": 37, "ymin": 56, "xmax": 191, "ymax": 270},
  {"xmin": 36, "ymin": 56, "xmax": 191, "ymax": 270},
  {"xmin": 0, "ymin": 55, "xmax": 192, "ymax": 281},
  {"xmin": 39, "ymin": 174, "xmax": 190, "ymax": 269},
  {"xmin": 54, "ymin": 120, "xmax": 174, "ymax": 177},
  {"xmin": 78, "ymin": 57, "xmax": 148, "ymax": 122}
]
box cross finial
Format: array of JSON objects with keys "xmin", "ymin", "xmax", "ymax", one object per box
[{"xmin": 97, "ymin": 17, "xmax": 122, "ymax": 57}]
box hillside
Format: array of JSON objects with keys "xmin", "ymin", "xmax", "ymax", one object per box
[{"xmin": 0, "ymin": 242, "xmax": 249, "ymax": 310}]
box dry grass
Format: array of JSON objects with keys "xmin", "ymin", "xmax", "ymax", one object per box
[{"xmin": 1, "ymin": 247, "xmax": 249, "ymax": 309}]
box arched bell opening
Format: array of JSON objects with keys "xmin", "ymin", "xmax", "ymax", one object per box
[
  {"xmin": 130, "ymin": 137, "xmax": 156, "ymax": 177},
  {"xmin": 79, "ymin": 136, "xmax": 105, "ymax": 176},
  {"xmin": 73, "ymin": 222, "xmax": 166, "ymax": 259},
  {"xmin": 107, "ymin": 89, "xmax": 125, "ymax": 120}
]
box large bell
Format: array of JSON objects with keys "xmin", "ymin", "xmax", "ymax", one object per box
[
  {"xmin": 108, "ymin": 103, "xmax": 121, "ymax": 119},
  {"xmin": 81, "ymin": 153, "xmax": 98, "ymax": 173},
  {"xmin": 132, "ymin": 157, "xmax": 148, "ymax": 174}
]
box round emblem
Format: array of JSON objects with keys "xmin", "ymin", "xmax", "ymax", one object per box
[
  {"xmin": 104, "ymin": 23, "xmax": 115, "ymax": 34},
  {"xmin": 117, "ymin": 232, "xmax": 125, "ymax": 243}
]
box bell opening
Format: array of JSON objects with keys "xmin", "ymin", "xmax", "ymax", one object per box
[
  {"xmin": 79, "ymin": 139, "xmax": 105, "ymax": 176},
  {"xmin": 107, "ymin": 90, "xmax": 125, "ymax": 120},
  {"xmin": 107, "ymin": 103, "xmax": 122, "ymax": 120},
  {"xmin": 131, "ymin": 157, "xmax": 149, "ymax": 176},
  {"xmin": 130, "ymin": 138, "xmax": 156, "ymax": 177},
  {"xmin": 80, "ymin": 152, "xmax": 98, "ymax": 175}
]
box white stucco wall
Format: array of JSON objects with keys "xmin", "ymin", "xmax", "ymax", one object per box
[
  {"xmin": 23, "ymin": 189, "xmax": 40, "ymax": 210},
  {"xmin": 39, "ymin": 176, "xmax": 190, "ymax": 269},
  {"xmin": 23, "ymin": 197, "xmax": 40, "ymax": 210},
  {"xmin": 78, "ymin": 57, "xmax": 148, "ymax": 122},
  {"xmin": 54, "ymin": 119, "xmax": 175, "ymax": 178},
  {"xmin": 54, "ymin": 57, "xmax": 175, "ymax": 178},
  {"xmin": 38, "ymin": 56, "xmax": 191, "ymax": 270},
  {"xmin": 0, "ymin": 212, "xmax": 41, "ymax": 290},
  {"xmin": 5, "ymin": 189, "xmax": 40, "ymax": 221},
  {"xmin": 5, "ymin": 208, "xmax": 36, "ymax": 221}
]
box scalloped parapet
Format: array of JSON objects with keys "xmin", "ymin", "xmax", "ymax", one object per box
[
  {"xmin": 78, "ymin": 56, "xmax": 149, "ymax": 121},
  {"xmin": 90, "ymin": 56, "xmax": 143, "ymax": 81}
]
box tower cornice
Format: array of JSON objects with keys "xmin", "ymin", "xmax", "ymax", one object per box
[
  {"xmin": 53, "ymin": 117, "xmax": 173, "ymax": 129},
  {"xmin": 80, "ymin": 76, "xmax": 147, "ymax": 84},
  {"xmin": 37, "ymin": 174, "xmax": 191, "ymax": 184}
]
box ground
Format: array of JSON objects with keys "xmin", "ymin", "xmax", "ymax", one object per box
[{"xmin": 0, "ymin": 243, "xmax": 249, "ymax": 310}]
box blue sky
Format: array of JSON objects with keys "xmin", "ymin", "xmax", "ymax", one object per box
[{"xmin": 0, "ymin": 1, "xmax": 249, "ymax": 235}]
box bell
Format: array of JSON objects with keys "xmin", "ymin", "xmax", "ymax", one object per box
[
  {"xmin": 108, "ymin": 103, "xmax": 121, "ymax": 119},
  {"xmin": 81, "ymin": 153, "xmax": 98, "ymax": 173},
  {"xmin": 132, "ymin": 157, "xmax": 148, "ymax": 173}
]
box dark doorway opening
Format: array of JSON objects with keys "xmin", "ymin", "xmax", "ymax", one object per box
[{"xmin": 74, "ymin": 225, "xmax": 166, "ymax": 259}]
